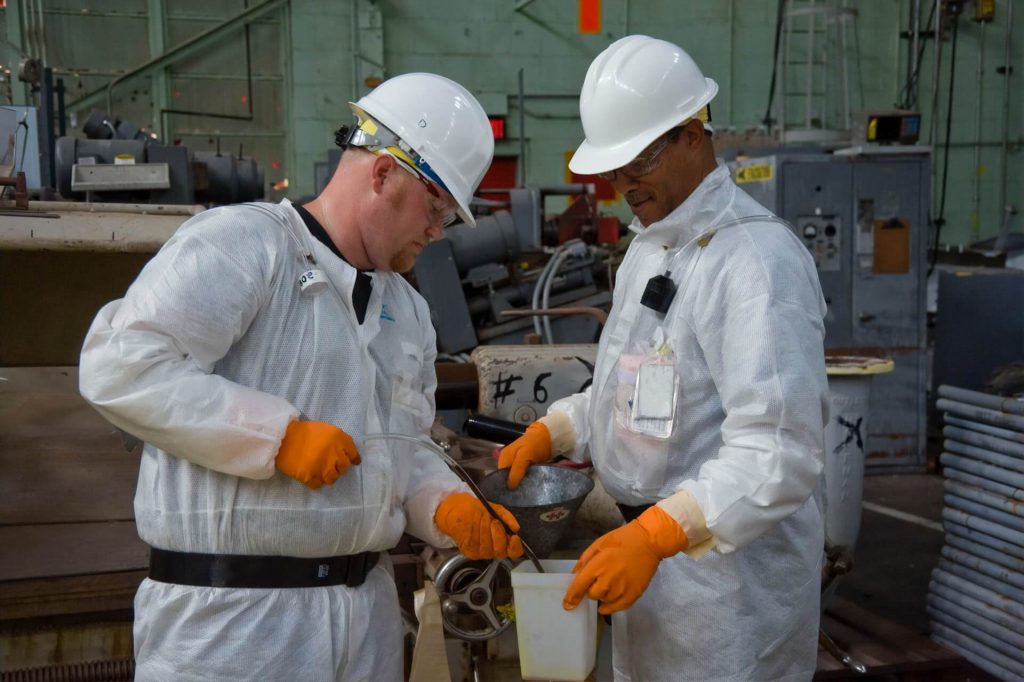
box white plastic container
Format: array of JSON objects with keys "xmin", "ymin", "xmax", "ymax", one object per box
[{"xmin": 511, "ymin": 559, "xmax": 598, "ymax": 681}]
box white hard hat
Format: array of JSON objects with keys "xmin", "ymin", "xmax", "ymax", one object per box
[
  {"xmin": 569, "ymin": 35, "xmax": 718, "ymax": 176},
  {"xmin": 350, "ymin": 73, "xmax": 493, "ymax": 226}
]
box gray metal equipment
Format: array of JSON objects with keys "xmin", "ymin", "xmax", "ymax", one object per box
[
  {"xmin": 413, "ymin": 185, "xmax": 611, "ymax": 354},
  {"xmin": 730, "ymin": 150, "xmax": 931, "ymax": 470}
]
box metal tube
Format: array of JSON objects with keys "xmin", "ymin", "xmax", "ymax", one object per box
[
  {"xmin": 942, "ymin": 545, "xmax": 1024, "ymax": 591},
  {"xmin": 937, "ymin": 398, "xmax": 1024, "ymax": 432},
  {"xmin": 928, "ymin": 606, "xmax": 1024, "ymax": 668},
  {"xmin": 998, "ymin": 0, "xmax": 1013, "ymax": 216},
  {"xmin": 67, "ymin": 0, "xmax": 288, "ymax": 115},
  {"xmin": 943, "ymin": 463, "xmax": 1024, "ymax": 503},
  {"xmin": 805, "ymin": 0, "xmax": 814, "ymax": 129},
  {"xmin": 944, "ymin": 415, "xmax": 1024, "ymax": 444},
  {"xmin": 839, "ymin": 2, "xmax": 850, "ymax": 130},
  {"xmin": 946, "ymin": 479, "xmax": 1024, "ymax": 519},
  {"xmin": 909, "ymin": 0, "xmax": 921, "ymax": 93},
  {"xmin": 933, "ymin": 626, "xmax": 1019, "ymax": 679},
  {"xmin": 928, "ymin": 0, "xmax": 943, "ymax": 145},
  {"xmin": 945, "ymin": 493, "xmax": 1024, "ymax": 533},
  {"xmin": 351, "ymin": 0, "xmax": 360, "ymax": 103},
  {"xmin": 946, "ymin": 533, "xmax": 1024, "ymax": 573},
  {"xmin": 930, "ymin": 581, "xmax": 1024, "ymax": 631},
  {"xmin": 943, "ymin": 507, "xmax": 1024, "ymax": 548},
  {"xmin": 938, "ymin": 385, "xmax": 1024, "ymax": 416},
  {"xmin": 945, "ymin": 425, "xmax": 1024, "ymax": 458},
  {"xmin": 932, "ymin": 566, "xmax": 1024, "ymax": 620},
  {"xmin": 945, "ymin": 519, "xmax": 1024, "ymax": 562},
  {"xmin": 944, "ymin": 439, "xmax": 1024, "ymax": 476},
  {"xmin": 929, "ymin": 596, "xmax": 1024, "ymax": 652},
  {"xmin": 972, "ymin": 20, "xmax": 986, "ymax": 243},
  {"xmin": 938, "ymin": 556, "xmax": 1024, "ymax": 603},
  {"xmin": 517, "ymin": 68, "xmax": 526, "ymax": 187}
]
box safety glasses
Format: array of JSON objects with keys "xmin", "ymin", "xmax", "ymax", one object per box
[
  {"xmin": 398, "ymin": 163, "xmax": 459, "ymax": 228},
  {"xmin": 597, "ymin": 127, "xmax": 681, "ymax": 182}
]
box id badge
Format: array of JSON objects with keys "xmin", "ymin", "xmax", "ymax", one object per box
[{"xmin": 630, "ymin": 358, "xmax": 677, "ymax": 439}]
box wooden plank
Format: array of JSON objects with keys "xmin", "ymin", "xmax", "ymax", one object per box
[
  {"xmin": 0, "ymin": 522, "xmax": 148, "ymax": 581},
  {"xmin": 0, "ymin": 367, "xmax": 139, "ymax": 524},
  {"xmin": 0, "ymin": 570, "xmax": 145, "ymax": 620},
  {"xmin": 827, "ymin": 598, "xmax": 961, "ymax": 664}
]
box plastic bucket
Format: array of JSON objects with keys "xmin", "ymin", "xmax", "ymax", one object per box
[{"xmin": 511, "ymin": 559, "xmax": 598, "ymax": 681}]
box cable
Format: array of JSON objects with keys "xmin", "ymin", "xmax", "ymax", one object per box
[
  {"xmin": 761, "ymin": 0, "xmax": 788, "ymax": 128},
  {"xmin": 896, "ymin": 1, "xmax": 938, "ymax": 110},
  {"xmin": 541, "ymin": 249, "xmax": 570, "ymax": 344},
  {"xmin": 929, "ymin": 7, "xmax": 960, "ymax": 276}
]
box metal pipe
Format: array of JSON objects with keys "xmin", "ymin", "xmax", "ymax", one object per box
[
  {"xmin": 936, "ymin": 398, "xmax": 1024, "ymax": 432},
  {"xmin": 929, "ymin": 596, "xmax": 1024, "ymax": 652},
  {"xmin": 839, "ymin": 1, "xmax": 850, "ymax": 130},
  {"xmin": 805, "ymin": 0, "xmax": 815, "ymax": 129},
  {"xmin": 946, "ymin": 533, "xmax": 1024, "ymax": 573},
  {"xmin": 942, "ymin": 545, "xmax": 1024, "ymax": 591},
  {"xmin": 68, "ymin": 0, "xmax": 288, "ymax": 114},
  {"xmin": 932, "ymin": 566, "xmax": 1024, "ymax": 620},
  {"xmin": 36, "ymin": 0, "xmax": 47, "ymax": 66},
  {"xmin": 932, "ymin": 629, "xmax": 1023, "ymax": 681},
  {"xmin": 928, "ymin": 606, "xmax": 1024, "ymax": 669},
  {"xmin": 998, "ymin": 0, "xmax": 1013, "ymax": 216},
  {"xmin": 542, "ymin": 250, "xmax": 571, "ymax": 343},
  {"xmin": 945, "ymin": 494, "xmax": 1024, "ymax": 533},
  {"xmin": 938, "ymin": 556, "xmax": 1024, "ymax": 603},
  {"xmin": 944, "ymin": 439, "xmax": 1024, "ymax": 476},
  {"xmin": 930, "ymin": 580, "xmax": 1024, "ymax": 631},
  {"xmin": 909, "ymin": 0, "xmax": 921, "ymax": 94},
  {"xmin": 946, "ymin": 479, "xmax": 1024, "ymax": 520},
  {"xmin": 972, "ymin": 19, "xmax": 986, "ymax": 243},
  {"xmin": 517, "ymin": 68, "xmax": 526, "ymax": 187},
  {"xmin": 944, "ymin": 415, "xmax": 1024, "ymax": 444},
  {"xmin": 351, "ymin": 0, "xmax": 360, "ymax": 103},
  {"xmin": 938, "ymin": 385, "xmax": 1024, "ymax": 416},
  {"xmin": 943, "ymin": 463, "xmax": 1024, "ymax": 503},
  {"xmin": 927, "ymin": 0, "xmax": 942, "ymax": 145},
  {"xmin": 943, "ymin": 507, "xmax": 1024, "ymax": 548},
  {"xmin": 945, "ymin": 519, "xmax": 1024, "ymax": 563},
  {"xmin": 500, "ymin": 307, "xmax": 608, "ymax": 326},
  {"xmin": 945, "ymin": 425, "xmax": 1024, "ymax": 458}
]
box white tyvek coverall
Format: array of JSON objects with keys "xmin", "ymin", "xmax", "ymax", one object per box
[
  {"xmin": 79, "ymin": 200, "xmax": 464, "ymax": 682},
  {"xmin": 548, "ymin": 165, "xmax": 829, "ymax": 681}
]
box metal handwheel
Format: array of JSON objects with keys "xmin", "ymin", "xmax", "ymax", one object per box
[{"xmin": 432, "ymin": 553, "xmax": 515, "ymax": 641}]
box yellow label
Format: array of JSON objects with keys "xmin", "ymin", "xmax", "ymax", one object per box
[{"xmin": 735, "ymin": 164, "xmax": 773, "ymax": 183}]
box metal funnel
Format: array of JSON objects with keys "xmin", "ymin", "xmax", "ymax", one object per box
[{"xmin": 478, "ymin": 465, "xmax": 595, "ymax": 558}]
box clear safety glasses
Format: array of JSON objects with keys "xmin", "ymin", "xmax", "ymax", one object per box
[
  {"xmin": 338, "ymin": 121, "xmax": 459, "ymax": 227},
  {"xmin": 597, "ymin": 126, "xmax": 682, "ymax": 182}
]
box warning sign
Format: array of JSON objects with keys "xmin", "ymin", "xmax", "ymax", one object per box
[{"xmin": 735, "ymin": 164, "xmax": 773, "ymax": 183}]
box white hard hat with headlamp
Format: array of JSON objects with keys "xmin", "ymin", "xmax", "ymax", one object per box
[
  {"xmin": 341, "ymin": 73, "xmax": 494, "ymax": 227},
  {"xmin": 569, "ymin": 35, "xmax": 718, "ymax": 176}
]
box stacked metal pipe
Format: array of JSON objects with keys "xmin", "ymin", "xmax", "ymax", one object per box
[{"xmin": 929, "ymin": 385, "xmax": 1024, "ymax": 681}]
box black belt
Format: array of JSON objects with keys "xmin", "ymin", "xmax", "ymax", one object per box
[
  {"xmin": 617, "ymin": 503, "xmax": 654, "ymax": 523},
  {"xmin": 149, "ymin": 548, "xmax": 380, "ymax": 589}
]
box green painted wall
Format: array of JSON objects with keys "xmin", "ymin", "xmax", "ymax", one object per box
[
  {"xmin": 288, "ymin": 0, "xmax": 1021, "ymax": 247},
  {"xmin": 1, "ymin": 1, "xmax": 1019, "ymax": 246}
]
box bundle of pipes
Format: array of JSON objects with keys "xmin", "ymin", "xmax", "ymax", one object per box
[{"xmin": 928, "ymin": 385, "xmax": 1024, "ymax": 681}]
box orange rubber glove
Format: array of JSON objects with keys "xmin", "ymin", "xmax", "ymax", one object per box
[
  {"xmin": 498, "ymin": 422, "xmax": 553, "ymax": 490},
  {"xmin": 434, "ymin": 492, "xmax": 525, "ymax": 560},
  {"xmin": 563, "ymin": 505, "xmax": 688, "ymax": 615},
  {"xmin": 275, "ymin": 420, "xmax": 361, "ymax": 489}
]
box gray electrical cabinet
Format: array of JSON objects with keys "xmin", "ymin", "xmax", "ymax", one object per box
[{"xmin": 730, "ymin": 151, "xmax": 930, "ymax": 470}]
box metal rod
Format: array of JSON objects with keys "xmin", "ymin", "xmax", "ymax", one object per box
[
  {"xmin": 945, "ymin": 533, "xmax": 1024, "ymax": 574},
  {"xmin": 944, "ymin": 507, "xmax": 1024, "ymax": 549},
  {"xmin": 945, "ymin": 493, "xmax": 1024, "ymax": 534},
  {"xmin": 928, "ymin": 608, "xmax": 1024, "ymax": 671},
  {"xmin": 943, "ymin": 462, "xmax": 1024, "ymax": 503},
  {"xmin": 938, "ymin": 557, "xmax": 1024, "ymax": 603},
  {"xmin": 944, "ymin": 439, "xmax": 1024, "ymax": 476},
  {"xmin": 944, "ymin": 425, "xmax": 1024, "ymax": 458},
  {"xmin": 818, "ymin": 628, "xmax": 867, "ymax": 674},
  {"xmin": 972, "ymin": 20, "xmax": 986, "ymax": 242},
  {"xmin": 932, "ymin": 567, "xmax": 1024, "ymax": 620},
  {"xmin": 363, "ymin": 433, "xmax": 545, "ymax": 573},
  {"xmin": 998, "ymin": 0, "xmax": 1013, "ymax": 217},
  {"xmin": 938, "ymin": 385, "xmax": 1024, "ymax": 417},
  {"xmin": 517, "ymin": 68, "xmax": 526, "ymax": 187},
  {"xmin": 930, "ymin": 582, "xmax": 1024, "ymax": 633},
  {"xmin": 941, "ymin": 544, "xmax": 1024, "ymax": 591},
  {"xmin": 944, "ymin": 415, "xmax": 1024, "ymax": 444},
  {"xmin": 932, "ymin": 629, "xmax": 1023, "ymax": 681},
  {"xmin": 936, "ymin": 398, "xmax": 1024, "ymax": 432},
  {"xmin": 946, "ymin": 479, "xmax": 1024, "ymax": 520}
]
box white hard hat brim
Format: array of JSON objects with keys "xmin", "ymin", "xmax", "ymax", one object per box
[{"xmin": 568, "ymin": 77, "xmax": 718, "ymax": 176}]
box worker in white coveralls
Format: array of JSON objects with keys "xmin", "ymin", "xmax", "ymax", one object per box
[
  {"xmin": 500, "ymin": 35, "xmax": 829, "ymax": 681},
  {"xmin": 79, "ymin": 73, "xmax": 524, "ymax": 682}
]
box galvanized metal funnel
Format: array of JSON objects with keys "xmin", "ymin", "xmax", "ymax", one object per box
[{"xmin": 478, "ymin": 465, "xmax": 595, "ymax": 558}]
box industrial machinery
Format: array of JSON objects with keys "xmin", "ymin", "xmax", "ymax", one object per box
[
  {"xmin": 52, "ymin": 111, "xmax": 264, "ymax": 205},
  {"xmin": 729, "ymin": 149, "xmax": 931, "ymax": 470},
  {"xmin": 413, "ymin": 184, "xmax": 616, "ymax": 354}
]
